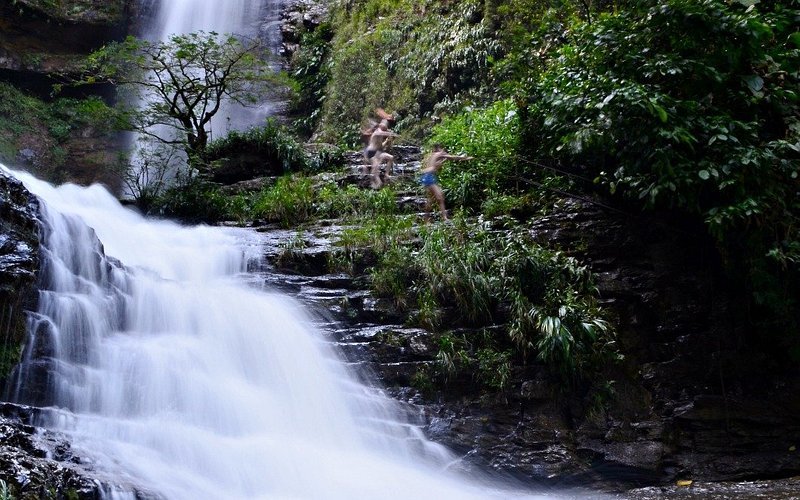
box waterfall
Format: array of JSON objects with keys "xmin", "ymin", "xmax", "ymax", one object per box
[
  {"xmin": 139, "ymin": 0, "xmax": 286, "ymax": 136},
  {"xmin": 2, "ymin": 165, "xmax": 549, "ymax": 499}
]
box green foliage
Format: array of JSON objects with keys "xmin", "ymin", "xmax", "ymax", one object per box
[
  {"xmin": 354, "ymin": 215, "xmax": 617, "ymax": 383},
  {"xmin": 476, "ymin": 348, "xmax": 512, "ymax": 390},
  {"xmin": 436, "ymin": 333, "xmax": 472, "ymax": 382},
  {"xmin": 306, "ymin": 144, "xmax": 347, "ymax": 173},
  {"xmin": 370, "ymin": 244, "xmax": 417, "ymax": 307},
  {"xmin": 0, "ymin": 82, "xmax": 115, "ymax": 179},
  {"xmin": 523, "ymin": 0, "xmax": 800, "ymax": 347},
  {"xmin": 151, "ymin": 175, "xmax": 228, "ymax": 224},
  {"xmin": 434, "ymin": 332, "xmax": 513, "ymax": 390},
  {"xmin": 276, "ymin": 230, "xmax": 309, "ymax": 268},
  {"xmin": 0, "ymin": 478, "xmax": 14, "ymax": 500},
  {"xmin": 315, "ymin": 182, "xmax": 403, "ymax": 223},
  {"xmin": 318, "ymin": 0, "xmax": 502, "ymax": 141},
  {"xmin": 0, "ymin": 341, "xmax": 22, "ymax": 382},
  {"xmin": 289, "ymin": 22, "xmax": 334, "ymax": 135},
  {"xmin": 409, "ymin": 369, "xmax": 435, "ymax": 396},
  {"xmin": 204, "ymin": 121, "xmax": 309, "ymax": 173},
  {"xmin": 338, "ymin": 214, "xmax": 415, "ymax": 252},
  {"xmin": 252, "ymin": 175, "xmax": 314, "ymax": 227},
  {"xmin": 428, "ymin": 99, "xmax": 522, "ymax": 210}
]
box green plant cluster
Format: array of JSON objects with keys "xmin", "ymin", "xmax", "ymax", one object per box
[
  {"xmin": 359, "ymin": 215, "xmax": 617, "ymax": 385},
  {"xmin": 252, "ymin": 175, "xmax": 315, "ymax": 227},
  {"xmin": 288, "ymin": 22, "xmax": 334, "ymax": 136},
  {"xmin": 151, "ymin": 172, "xmax": 410, "ymax": 227},
  {"xmin": 150, "ymin": 175, "xmax": 229, "ymax": 224},
  {"xmin": 428, "ymin": 99, "xmax": 523, "ymax": 209},
  {"xmin": 203, "ymin": 121, "xmax": 310, "ymax": 173}
]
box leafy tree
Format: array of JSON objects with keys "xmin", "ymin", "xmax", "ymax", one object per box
[
  {"xmin": 521, "ymin": 0, "xmax": 800, "ymax": 351},
  {"xmin": 86, "ymin": 31, "xmax": 274, "ymax": 161}
]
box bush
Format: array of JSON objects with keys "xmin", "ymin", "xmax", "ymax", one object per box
[
  {"xmin": 152, "ymin": 176, "xmax": 228, "ymax": 224},
  {"xmin": 289, "ymin": 22, "xmax": 334, "ymax": 136},
  {"xmin": 252, "ymin": 175, "xmax": 315, "ymax": 227},
  {"xmin": 428, "ymin": 99, "xmax": 522, "ymax": 210},
  {"xmin": 523, "ymin": 0, "xmax": 800, "ymax": 352},
  {"xmin": 306, "ymin": 144, "xmax": 346, "ymax": 173},
  {"xmin": 351, "ymin": 215, "xmax": 618, "ymax": 382},
  {"xmin": 203, "ymin": 120, "xmax": 309, "ymax": 173}
]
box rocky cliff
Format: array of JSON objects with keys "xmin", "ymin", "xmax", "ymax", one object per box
[
  {"xmin": 0, "ymin": 0, "xmax": 129, "ymax": 75},
  {"xmin": 256, "ymin": 150, "xmax": 800, "ymax": 492},
  {"xmin": 0, "ymin": 0, "xmax": 132, "ymax": 190},
  {"xmin": 0, "ymin": 169, "xmax": 39, "ymax": 387}
]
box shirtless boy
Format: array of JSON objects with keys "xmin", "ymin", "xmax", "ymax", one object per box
[{"xmin": 420, "ymin": 144, "xmax": 473, "ymax": 220}]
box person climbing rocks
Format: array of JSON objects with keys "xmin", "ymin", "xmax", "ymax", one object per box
[
  {"xmin": 420, "ymin": 144, "xmax": 473, "ymax": 221},
  {"xmin": 361, "ymin": 108, "xmax": 399, "ymax": 188}
]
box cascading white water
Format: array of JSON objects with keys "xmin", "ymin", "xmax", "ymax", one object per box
[
  {"xmin": 148, "ymin": 0, "xmax": 264, "ymax": 40},
  {"xmin": 3, "ymin": 165, "xmax": 552, "ymax": 499}
]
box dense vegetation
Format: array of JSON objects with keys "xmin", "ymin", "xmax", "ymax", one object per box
[
  {"xmin": 130, "ymin": 0, "xmax": 800, "ymax": 389},
  {"xmin": 289, "ymin": 0, "xmax": 799, "ymax": 361}
]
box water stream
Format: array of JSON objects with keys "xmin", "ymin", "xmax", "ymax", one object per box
[{"xmin": 3, "ymin": 165, "xmax": 558, "ymax": 499}]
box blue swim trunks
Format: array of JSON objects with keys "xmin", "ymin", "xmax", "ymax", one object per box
[{"xmin": 420, "ymin": 172, "xmax": 437, "ymax": 187}]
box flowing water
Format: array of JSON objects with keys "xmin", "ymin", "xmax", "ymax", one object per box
[
  {"xmin": 139, "ymin": 0, "xmax": 286, "ymax": 136},
  {"xmin": 2, "ymin": 165, "xmax": 559, "ymax": 499}
]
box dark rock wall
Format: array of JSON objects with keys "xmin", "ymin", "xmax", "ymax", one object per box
[
  {"xmin": 533, "ymin": 200, "xmax": 800, "ymax": 483},
  {"xmin": 0, "ymin": 169, "xmax": 39, "ymax": 387},
  {"xmin": 427, "ymin": 199, "xmax": 800, "ymax": 487},
  {"xmin": 0, "ymin": 0, "xmax": 130, "ymax": 74}
]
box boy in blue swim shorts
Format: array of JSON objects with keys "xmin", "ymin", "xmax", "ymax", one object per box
[{"xmin": 419, "ymin": 144, "xmax": 473, "ymax": 221}]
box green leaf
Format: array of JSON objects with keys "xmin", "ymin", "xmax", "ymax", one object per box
[
  {"xmin": 699, "ymin": 170, "xmax": 710, "ymax": 180},
  {"xmin": 650, "ymin": 102, "xmax": 668, "ymax": 123}
]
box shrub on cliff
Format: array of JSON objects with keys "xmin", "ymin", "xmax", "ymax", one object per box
[
  {"xmin": 363, "ymin": 216, "xmax": 618, "ymax": 385},
  {"xmin": 203, "ymin": 120, "xmax": 309, "ymax": 174}
]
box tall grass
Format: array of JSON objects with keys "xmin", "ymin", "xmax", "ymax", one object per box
[
  {"xmin": 252, "ymin": 175, "xmax": 314, "ymax": 227},
  {"xmin": 353, "ymin": 214, "xmax": 618, "ymax": 384}
]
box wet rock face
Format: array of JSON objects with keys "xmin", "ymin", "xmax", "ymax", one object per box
[
  {"xmin": 0, "ymin": 169, "xmax": 39, "ymax": 384},
  {"xmin": 0, "ymin": 403, "xmax": 97, "ymax": 499},
  {"xmin": 279, "ymin": 0, "xmax": 328, "ymax": 59},
  {"xmin": 525, "ymin": 199, "xmax": 800, "ymax": 484},
  {"xmin": 0, "ymin": 403, "xmax": 159, "ymax": 500},
  {"xmin": 0, "ymin": 0, "xmax": 131, "ymax": 190}
]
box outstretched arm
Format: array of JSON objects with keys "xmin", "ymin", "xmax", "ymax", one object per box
[
  {"xmin": 372, "ymin": 129, "xmax": 399, "ymax": 137},
  {"xmin": 443, "ymin": 154, "xmax": 473, "ymax": 161}
]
